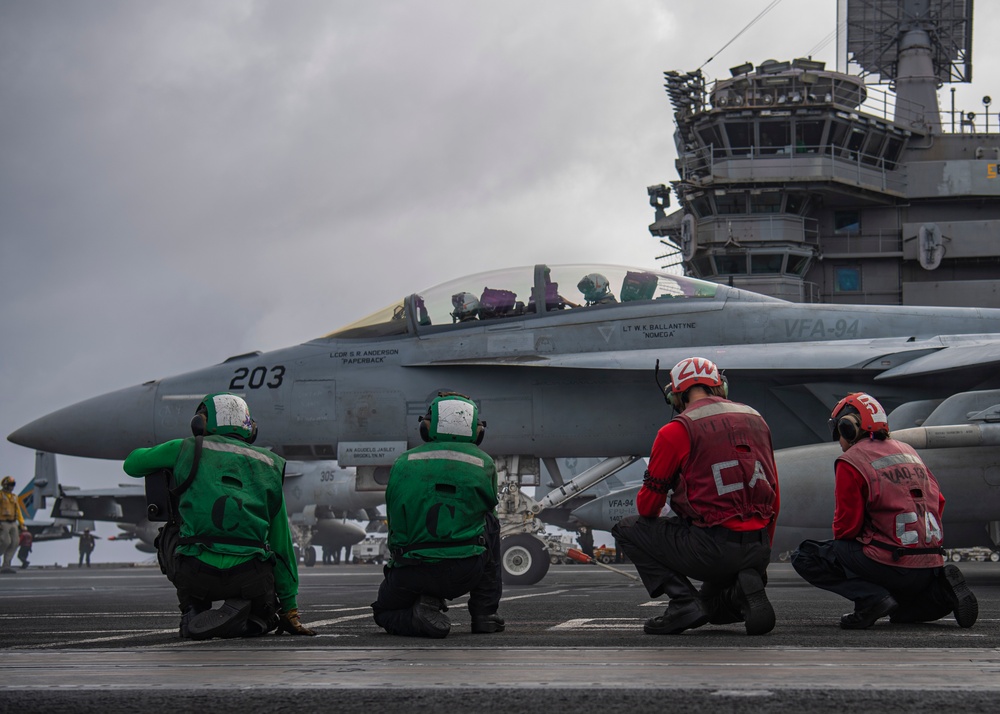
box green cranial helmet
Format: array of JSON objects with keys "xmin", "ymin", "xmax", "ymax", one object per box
[
  {"xmin": 196, "ymin": 393, "xmax": 256, "ymax": 441},
  {"xmin": 420, "ymin": 393, "xmax": 484, "ymax": 444}
]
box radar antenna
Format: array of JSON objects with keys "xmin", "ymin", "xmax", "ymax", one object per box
[{"xmin": 839, "ymin": 0, "xmax": 974, "ymax": 132}]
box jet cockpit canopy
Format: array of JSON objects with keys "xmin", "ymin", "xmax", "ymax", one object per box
[{"xmin": 328, "ymin": 264, "xmax": 725, "ymax": 339}]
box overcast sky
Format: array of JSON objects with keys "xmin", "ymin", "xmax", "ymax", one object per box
[{"xmin": 4, "ymin": 1, "xmax": 999, "ymax": 564}]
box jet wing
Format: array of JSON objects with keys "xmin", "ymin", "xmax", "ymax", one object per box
[
  {"xmin": 873, "ymin": 339, "xmax": 1000, "ymax": 380},
  {"xmin": 24, "ymin": 520, "xmax": 74, "ymax": 542},
  {"xmin": 53, "ymin": 486, "xmax": 148, "ymax": 524}
]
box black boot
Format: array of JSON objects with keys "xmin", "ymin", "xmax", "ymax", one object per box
[
  {"xmin": 411, "ymin": 596, "xmax": 450, "ymax": 639},
  {"xmin": 840, "ymin": 595, "xmax": 897, "ymax": 630},
  {"xmin": 643, "ymin": 598, "xmax": 708, "ymax": 635},
  {"xmin": 737, "ymin": 569, "xmax": 776, "ymax": 636},
  {"xmin": 471, "ymin": 613, "xmax": 505, "ymax": 633},
  {"xmin": 187, "ymin": 599, "xmax": 252, "ymax": 640},
  {"xmin": 942, "ymin": 564, "xmax": 978, "ymax": 628}
]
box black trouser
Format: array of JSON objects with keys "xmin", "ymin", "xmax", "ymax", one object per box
[
  {"xmin": 371, "ymin": 513, "xmax": 502, "ymax": 637},
  {"xmin": 791, "ymin": 539, "xmax": 953, "ymax": 620},
  {"xmin": 173, "ymin": 555, "xmax": 279, "ymax": 631},
  {"xmin": 612, "ymin": 515, "xmax": 770, "ymax": 613}
]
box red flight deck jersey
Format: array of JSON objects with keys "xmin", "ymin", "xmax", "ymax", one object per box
[
  {"xmin": 638, "ymin": 397, "xmax": 780, "ymax": 542},
  {"xmin": 835, "ymin": 437, "xmax": 945, "ymax": 568}
]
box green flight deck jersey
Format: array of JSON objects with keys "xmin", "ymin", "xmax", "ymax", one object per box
[
  {"xmin": 386, "ymin": 441, "xmax": 498, "ymax": 566},
  {"xmin": 123, "ymin": 434, "xmax": 300, "ymax": 612}
]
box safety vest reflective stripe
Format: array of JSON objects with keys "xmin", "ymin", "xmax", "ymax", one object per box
[
  {"xmin": 201, "ymin": 440, "xmax": 275, "ymax": 467},
  {"xmin": 683, "ymin": 401, "xmax": 762, "ymax": 421},
  {"xmin": 871, "ymin": 452, "xmax": 923, "ymax": 469},
  {"xmin": 405, "ymin": 450, "xmax": 485, "ymax": 468}
]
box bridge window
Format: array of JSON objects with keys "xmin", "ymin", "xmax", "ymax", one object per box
[
  {"xmin": 750, "ymin": 254, "xmax": 785, "ymax": 274},
  {"xmin": 714, "ymin": 192, "xmax": 746, "ymax": 214},
  {"xmin": 884, "ymin": 137, "xmax": 903, "ymax": 169},
  {"xmin": 795, "ymin": 121, "xmax": 824, "ymax": 152},
  {"xmin": 759, "ymin": 122, "xmax": 790, "ymax": 155},
  {"xmin": 835, "ymin": 266, "xmax": 862, "ymax": 292},
  {"xmin": 785, "ymin": 192, "xmax": 806, "ymax": 214},
  {"xmin": 690, "ymin": 193, "xmax": 713, "ymax": 218},
  {"xmin": 715, "ymin": 255, "xmax": 748, "ymax": 275},
  {"xmin": 834, "ymin": 210, "xmax": 861, "ymax": 234},
  {"xmin": 725, "ymin": 122, "xmax": 753, "ymax": 156},
  {"xmin": 750, "ymin": 192, "xmax": 782, "ymax": 214},
  {"xmin": 787, "ymin": 253, "xmax": 811, "ymax": 276}
]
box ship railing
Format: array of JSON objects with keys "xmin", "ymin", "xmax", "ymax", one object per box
[
  {"xmin": 699, "ymin": 214, "xmax": 820, "ymax": 249},
  {"xmin": 820, "ymin": 231, "xmax": 904, "ymax": 257},
  {"xmin": 679, "ymin": 144, "xmax": 906, "ymax": 195},
  {"xmin": 802, "ymin": 281, "xmax": 821, "ymax": 304},
  {"xmin": 699, "ymin": 78, "xmax": 924, "ymax": 129}
]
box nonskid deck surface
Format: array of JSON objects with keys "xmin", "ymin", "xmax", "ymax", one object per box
[{"xmin": 1, "ymin": 563, "xmax": 998, "ymax": 712}]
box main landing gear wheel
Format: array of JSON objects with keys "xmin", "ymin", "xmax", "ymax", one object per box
[
  {"xmin": 501, "ymin": 535, "xmax": 550, "ymax": 586},
  {"xmin": 304, "ymin": 546, "xmax": 317, "ymax": 568}
]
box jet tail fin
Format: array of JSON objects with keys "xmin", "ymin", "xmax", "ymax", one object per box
[
  {"xmin": 33, "ymin": 452, "xmax": 59, "ymax": 504},
  {"xmin": 16, "ymin": 451, "xmax": 60, "ymax": 517},
  {"xmin": 17, "ymin": 481, "xmax": 38, "ymax": 519}
]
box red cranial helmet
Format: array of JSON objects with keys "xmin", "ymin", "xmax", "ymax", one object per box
[
  {"xmin": 669, "ymin": 357, "xmax": 723, "ymax": 394},
  {"xmin": 829, "ymin": 392, "xmax": 889, "ymax": 442}
]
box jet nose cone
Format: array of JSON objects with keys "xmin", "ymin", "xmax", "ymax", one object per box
[{"xmin": 8, "ymin": 382, "xmax": 158, "ymax": 459}]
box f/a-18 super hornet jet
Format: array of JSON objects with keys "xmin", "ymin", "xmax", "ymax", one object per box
[
  {"xmin": 51, "ymin": 455, "xmax": 371, "ymax": 563},
  {"xmin": 9, "ymin": 264, "xmax": 1000, "ymax": 583}
]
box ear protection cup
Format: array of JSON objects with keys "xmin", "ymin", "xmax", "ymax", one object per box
[
  {"xmin": 247, "ymin": 420, "xmax": 258, "ymax": 444},
  {"xmin": 667, "ymin": 391, "xmax": 682, "ymax": 412},
  {"xmin": 721, "ymin": 375, "xmax": 729, "ymax": 399},
  {"xmin": 191, "ymin": 413, "xmax": 207, "ymax": 437},
  {"xmin": 836, "ymin": 414, "xmax": 861, "ymax": 443},
  {"xmin": 474, "ymin": 420, "xmax": 486, "ymax": 445},
  {"xmin": 418, "ymin": 413, "xmax": 432, "ymax": 442}
]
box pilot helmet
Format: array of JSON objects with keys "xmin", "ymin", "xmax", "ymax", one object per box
[
  {"xmin": 1, "ymin": 476, "xmax": 14, "ymax": 490},
  {"xmin": 191, "ymin": 393, "xmax": 258, "ymax": 443},
  {"xmin": 418, "ymin": 392, "xmax": 485, "ymax": 445},
  {"xmin": 829, "ymin": 392, "xmax": 889, "ymax": 443},
  {"xmin": 668, "ymin": 357, "xmax": 727, "ymax": 411},
  {"xmin": 577, "ymin": 273, "xmax": 612, "ymax": 304},
  {"xmin": 450, "ymin": 292, "xmax": 480, "ymax": 322}
]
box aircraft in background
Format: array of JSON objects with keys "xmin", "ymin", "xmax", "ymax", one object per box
[
  {"xmin": 19, "ymin": 451, "xmax": 85, "ymax": 542},
  {"xmin": 49, "ymin": 455, "xmax": 372, "ymax": 564},
  {"xmin": 10, "ymin": 263, "xmax": 1000, "ymax": 583},
  {"xmin": 281, "ymin": 460, "xmax": 380, "ymax": 566},
  {"xmin": 571, "ymin": 390, "xmax": 1000, "ymax": 563}
]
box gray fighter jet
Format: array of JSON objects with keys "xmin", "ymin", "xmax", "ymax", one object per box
[{"xmin": 9, "ymin": 263, "xmax": 1000, "ymax": 583}]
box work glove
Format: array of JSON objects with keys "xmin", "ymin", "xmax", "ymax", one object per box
[{"xmin": 277, "ymin": 608, "xmax": 316, "ymax": 636}]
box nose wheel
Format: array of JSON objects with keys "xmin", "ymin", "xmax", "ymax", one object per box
[{"xmin": 500, "ymin": 534, "xmax": 550, "ymax": 585}]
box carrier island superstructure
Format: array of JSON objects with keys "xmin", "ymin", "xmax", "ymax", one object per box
[{"xmin": 651, "ymin": 0, "xmax": 1000, "ymax": 308}]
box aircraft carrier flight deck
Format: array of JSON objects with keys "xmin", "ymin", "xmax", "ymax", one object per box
[{"xmin": 1, "ymin": 562, "xmax": 998, "ymax": 713}]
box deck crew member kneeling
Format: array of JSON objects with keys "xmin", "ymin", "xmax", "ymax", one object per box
[
  {"xmin": 124, "ymin": 393, "xmax": 315, "ymax": 640},
  {"xmin": 612, "ymin": 357, "xmax": 780, "ymax": 636},
  {"xmin": 372, "ymin": 393, "xmax": 504, "ymax": 638},
  {"xmin": 791, "ymin": 392, "xmax": 978, "ymax": 629}
]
